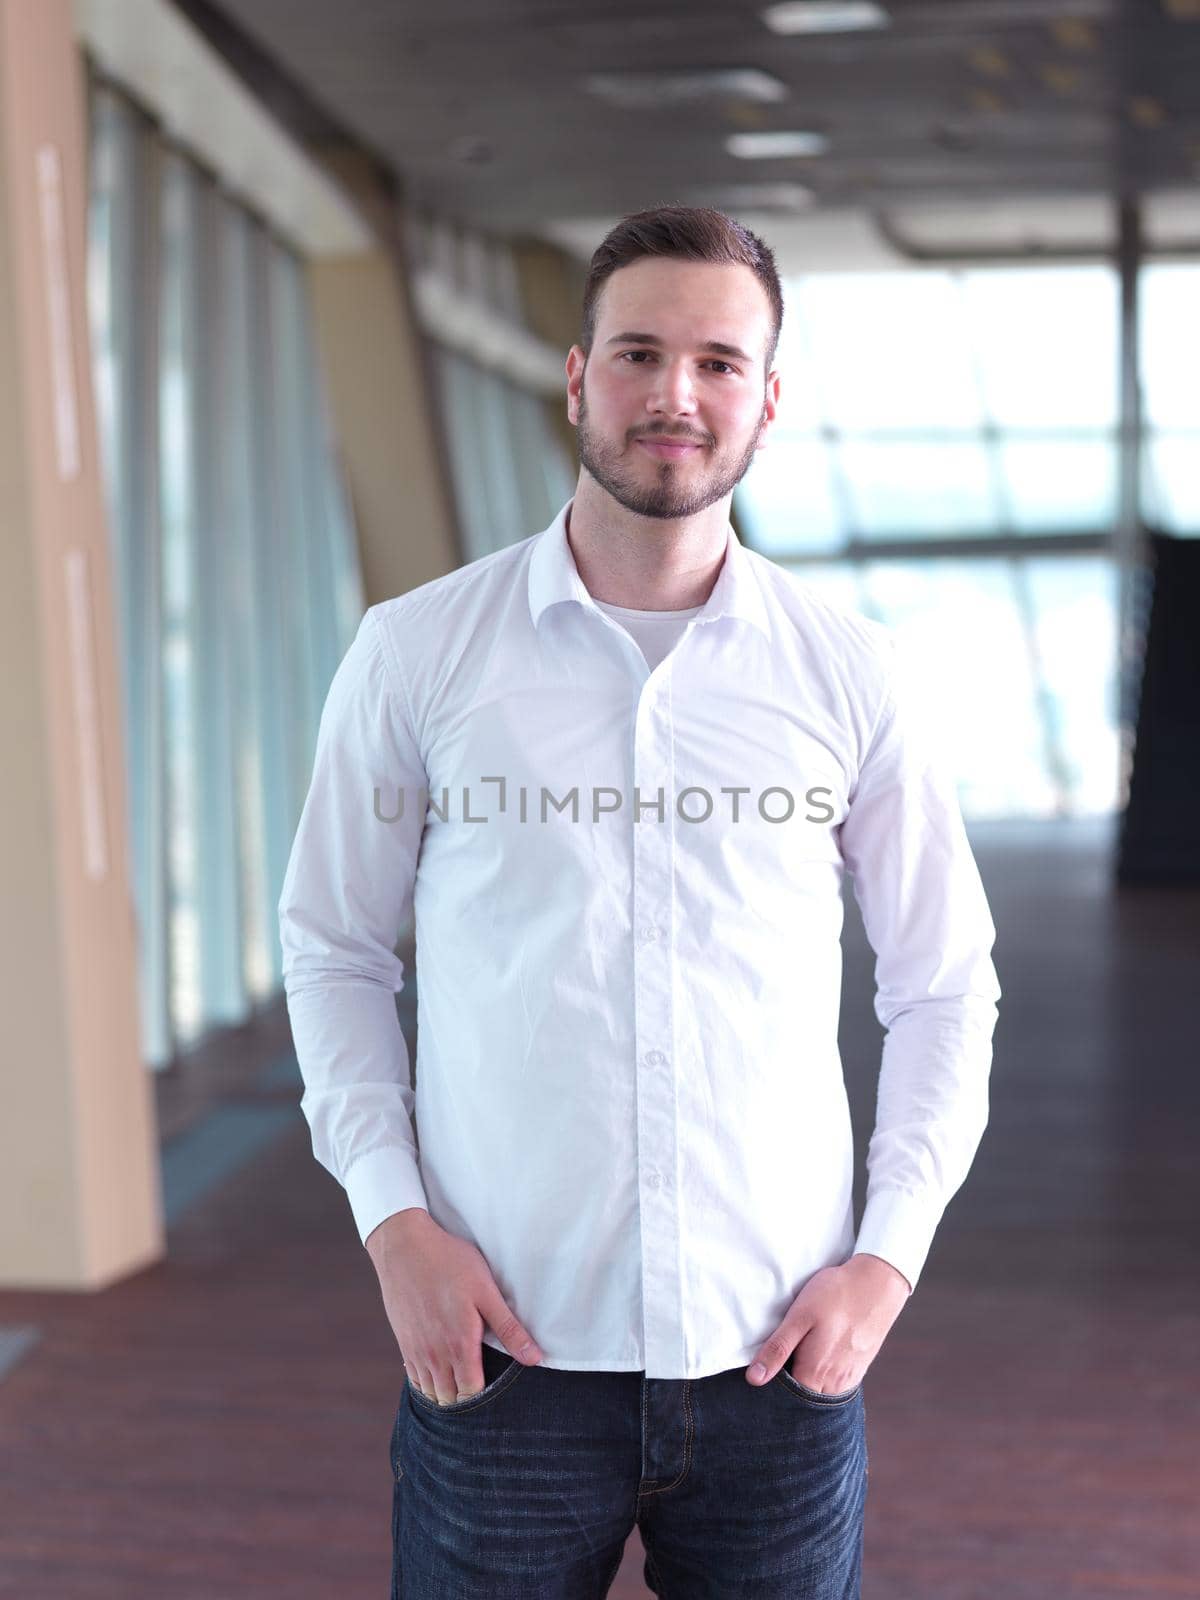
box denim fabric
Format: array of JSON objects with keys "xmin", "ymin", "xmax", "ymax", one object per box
[{"xmin": 389, "ymin": 1341, "xmax": 867, "ymax": 1598}]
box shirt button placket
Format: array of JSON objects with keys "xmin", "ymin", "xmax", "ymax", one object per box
[{"xmin": 631, "ymin": 682, "xmax": 683, "ymax": 1378}]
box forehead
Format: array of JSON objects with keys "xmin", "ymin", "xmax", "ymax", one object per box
[{"xmin": 595, "ymin": 257, "xmax": 772, "ymax": 356}]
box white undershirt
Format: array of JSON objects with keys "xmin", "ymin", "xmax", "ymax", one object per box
[{"xmin": 593, "ymin": 598, "xmax": 705, "ymax": 672}]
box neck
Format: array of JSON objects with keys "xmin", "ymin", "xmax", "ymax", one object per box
[{"xmin": 565, "ymin": 475, "xmax": 731, "ymax": 611}]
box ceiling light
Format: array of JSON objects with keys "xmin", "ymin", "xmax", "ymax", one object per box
[
  {"xmin": 1038, "ymin": 63, "xmax": 1080, "ymax": 95},
  {"xmin": 1129, "ymin": 95, "xmax": 1167, "ymax": 127},
  {"xmin": 761, "ymin": 2, "xmax": 889, "ymax": 34},
  {"xmin": 583, "ymin": 69, "xmax": 788, "ymax": 109},
  {"xmin": 968, "ymin": 46, "xmax": 1011, "ymax": 78},
  {"xmin": 726, "ymin": 130, "xmax": 829, "ymax": 158},
  {"xmin": 1050, "ymin": 18, "xmax": 1097, "ymax": 48},
  {"xmin": 968, "ymin": 88, "xmax": 1006, "ymax": 114},
  {"xmin": 682, "ymin": 183, "xmax": 817, "ymax": 211}
]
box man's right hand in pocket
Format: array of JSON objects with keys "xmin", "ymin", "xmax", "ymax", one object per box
[{"xmin": 365, "ymin": 1206, "xmax": 544, "ymax": 1406}]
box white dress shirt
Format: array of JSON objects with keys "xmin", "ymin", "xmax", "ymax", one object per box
[
  {"xmin": 592, "ymin": 598, "xmax": 703, "ymax": 672},
  {"xmin": 278, "ymin": 498, "xmax": 1001, "ymax": 1379}
]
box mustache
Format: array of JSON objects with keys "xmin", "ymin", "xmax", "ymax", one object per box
[{"xmin": 632, "ymin": 429, "xmax": 709, "ymax": 446}]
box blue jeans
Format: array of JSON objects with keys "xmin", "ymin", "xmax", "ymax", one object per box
[{"xmin": 389, "ymin": 1340, "xmax": 868, "ymax": 1597}]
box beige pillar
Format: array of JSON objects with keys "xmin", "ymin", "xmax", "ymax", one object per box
[
  {"xmin": 512, "ymin": 237, "xmax": 585, "ymax": 466},
  {"xmin": 305, "ymin": 151, "xmax": 460, "ymax": 604},
  {"xmin": 0, "ymin": 0, "xmax": 162, "ymax": 1286},
  {"xmin": 308, "ymin": 248, "xmax": 460, "ymax": 604}
]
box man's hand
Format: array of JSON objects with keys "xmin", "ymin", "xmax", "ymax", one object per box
[
  {"xmin": 365, "ymin": 1208, "xmax": 544, "ymax": 1406},
  {"xmin": 745, "ymin": 1252, "xmax": 912, "ymax": 1390}
]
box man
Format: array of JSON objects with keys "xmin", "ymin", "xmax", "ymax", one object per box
[{"xmin": 278, "ymin": 205, "xmax": 1001, "ymax": 1599}]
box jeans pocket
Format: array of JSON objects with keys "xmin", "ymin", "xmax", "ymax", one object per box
[
  {"xmin": 774, "ymin": 1364, "xmax": 862, "ymax": 1408},
  {"xmin": 406, "ymin": 1345, "xmax": 528, "ymax": 1416}
]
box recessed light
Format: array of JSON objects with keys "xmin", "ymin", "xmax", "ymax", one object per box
[
  {"xmin": 1128, "ymin": 95, "xmax": 1167, "ymax": 127},
  {"xmin": 726, "ymin": 130, "xmax": 830, "ymax": 158},
  {"xmin": 1050, "ymin": 18, "xmax": 1097, "ymax": 48},
  {"xmin": 968, "ymin": 46, "xmax": 1011, "ymax": 78},
  {"xmin": 583, "ymin": 69, "xmax": 788, "ymax": 109},
  {"xmin": 761, "ymin": 2, "xmax": 889, "ymax": 34}
]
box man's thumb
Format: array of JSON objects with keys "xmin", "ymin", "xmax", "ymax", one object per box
[
  {"xmin": 478, "ymin": 1281, "xmax": 544, "ymax": 1364},
  {"xmin": 746, "ymin": 1316, "xmax": 807, "ymax": 1384}
]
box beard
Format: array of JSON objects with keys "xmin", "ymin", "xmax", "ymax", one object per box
[{"xmin": 575, "ymin": 369, "xmax": 766, "ymax": 521}]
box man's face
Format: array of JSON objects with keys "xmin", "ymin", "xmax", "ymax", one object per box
[{"xmin": 565, "ymin": 257, "xmax": 779, "ymax": 521}]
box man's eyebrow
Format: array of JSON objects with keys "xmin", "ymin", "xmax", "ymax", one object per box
[{"xmin": 604, "ymin": 331, "xmax": 755, "ymax": 364}]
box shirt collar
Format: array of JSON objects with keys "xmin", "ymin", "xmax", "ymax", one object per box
[{"xmin": 528, "ymin": 498, "xmax": 770, "ymax": 642}]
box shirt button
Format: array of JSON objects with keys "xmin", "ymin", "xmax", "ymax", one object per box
[
  {"xmin": 646, "ymin": 1170, "xmax": 662, "ymax": 1189},
  {"xmin": 644, "ymin": 1050, "xmax": 666, "ymax": 1067},
  {"xmin": 639, "ymin": 925, "xmax": 660, "ymax": 944}
]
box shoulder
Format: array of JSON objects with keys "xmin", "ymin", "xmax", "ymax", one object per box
[
  {"xmin": 366, "ymin": 535, "xmax": 538, "ymax": 666},
  {"xmin": 741, "ymin": 548, "xmax": 905, "ymax": 770},
  {"xmin": 372, "ymin": 535, "xmax": 537, "ymax": 629},
  {"xmin": 743, "ymin": 546, "xmax": 897, "ymax": 673}
]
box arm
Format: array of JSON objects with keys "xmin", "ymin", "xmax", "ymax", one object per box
[
  {"xmin": 277, "ymin": 607, "xmax": 430, "ymax": 1245},
  {"xmin": 278, "ymin": 608, "xmax": 546, "ymax": 1401},
  {"xmin": 837, "ymin": 631, "xmax": 1001, "ymax": 1296}
]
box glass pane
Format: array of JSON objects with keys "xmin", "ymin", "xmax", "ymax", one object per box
[
  {"xmin": 1140, "ymin": 262, "xmax": 1200, "ymax": 430},
  {"xmin": 860, "ymin": 560, "xmax": 1056, "ymax": 817},
  {"xmin": 87, "ymin": 90, "xmax": 121, "ymax": 541},
  {"xmin": 996, "ymin": 436, "xmax": 1117, "ymax": 532},
  {"xmin": 1022, "ymin": 557, "xmax": 1119, "ymax": 813},
  {"xmin": 737, "ymin": 433, "xmax": 844, "ymax": 554},
  {"xmin": 778, "ymin": 560, "xmax": 866, "ymax": 614},
  {"xmin": 793, "ymin": 272, "xmax": 984, "ymax": 431},
  {"xmin": 838, "ymin": 440, "xmax": 998, "ymax": 537},
  {"xmin": 220, "ymin": 206, "xmax": 276, "ymax": 1004},
  {"xmin": 436, "ymin": 348, "xmax": 496, "ymax": 561},
  {"xmin": 1143, "ymin": 434, "xmax": 1200, "ymax": 534},
  {"xmin": 158, "ymin": 152, "xmax": 202, "ymax": 1043},
  {"xmin": 962, "ymin": 267, "xmax": 1119, "ymax": 429},
  {"xmin": 87, "ymin": 82, "xmax": 174, "ymax": 1067},
  {"xmin": 89, "ymin": 76, "xmax": 368, "ymax": 1044},
  {"xmin": 476, "ymin": 370, "xmax": 527, "ymax": 551},
  {"xmin": 772, "ymin": 293, "xmax": 826, "ymax": 432},
  {"xmin": 242, "ymin": 217, "xmax": 296, "ymax": 992}
]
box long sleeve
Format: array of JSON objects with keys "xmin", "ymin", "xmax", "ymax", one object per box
[
  {"xmin": 837, "ymin": 633, "xmax": 1001, "ymax": 1295},
  {"xmin": 277, "ymin": 606, "xmax": 430, "ymax": 1246}
]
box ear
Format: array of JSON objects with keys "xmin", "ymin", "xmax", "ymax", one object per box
[
  {"xmin": 565, "ymin": 346, "xmax": 586, "ymax": 426},
  {"xmin": 755, "ymin": 368, "xmax": 781, "ymax": 451}
]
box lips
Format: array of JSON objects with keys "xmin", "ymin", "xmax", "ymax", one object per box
[{"xmin": 637, "ymin": 438, "xmax": 703, "ymax": 459}]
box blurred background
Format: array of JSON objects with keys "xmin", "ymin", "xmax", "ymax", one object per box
[{"xmin": 1, "ymin": 0, "xmax": 1198, "ymax": 1595}]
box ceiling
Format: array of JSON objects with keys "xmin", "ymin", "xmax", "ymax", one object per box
[{"xmin": 172, "ymin": 0, "xmax": 1200, "ymax": 260}]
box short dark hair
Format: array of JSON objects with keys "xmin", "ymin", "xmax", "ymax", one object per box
[{"xmin": 580, "ymin": 205, "xmax": 784, "ymax": 373}]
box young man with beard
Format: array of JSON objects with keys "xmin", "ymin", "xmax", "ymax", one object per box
[{"xmin": 279, "ymin": 205, "xmax": 1001, "ymax": 1598}]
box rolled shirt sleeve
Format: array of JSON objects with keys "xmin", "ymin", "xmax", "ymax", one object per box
[
  {"xmin": 277, "ymin": 606, "xmax": 430, "ymax": 1245},
  {"xmin": 837, "ymin": 633, "xmax": 1001, "ymax": 1295}
]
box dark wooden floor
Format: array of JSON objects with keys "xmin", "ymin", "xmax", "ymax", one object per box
[{"xmin": 2, "ymin": 816, "xmax": 1198, "ymax": 1598}]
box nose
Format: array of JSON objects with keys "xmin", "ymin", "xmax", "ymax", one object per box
[{"xmin": 645, "ymin": 357, "xmax": 698, "ymax": 420}]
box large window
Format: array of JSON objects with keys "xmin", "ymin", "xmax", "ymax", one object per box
[
  {"xmin": 1140, "ymin": 263, "xmax": 1200, "ymax": 534},
  {"xmin": 740, "ymin": 266, "xmax": 1120, "ymax": 552},
  {"xmin": 733, "ymin": 263, "xmax": 1174, "ymax": 821},
  {"xmin": 416, "ymin": 220, "xmax": 576, "ymax": 562},
  {"xmin": 87, "ymin": 77, "xmax": 363, "ymax": 1063}
]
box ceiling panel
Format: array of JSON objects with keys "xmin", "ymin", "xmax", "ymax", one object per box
[{"xmin": 175, "ymin": 0, "xmax": 1200, "ymax": 237}]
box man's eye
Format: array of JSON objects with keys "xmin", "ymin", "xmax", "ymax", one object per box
[{"xmin": 620, "ymin": 352, "xmax": 737, "ymax": 374}]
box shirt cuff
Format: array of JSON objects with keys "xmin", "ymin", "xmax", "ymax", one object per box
[
  {"xmin": 853, "ymin": 1187, "xmax": 947, "ymax": 1296},
  {"xmin": 344, "ymin": 1146, "xmax": 430, "ymax": 1247}
]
